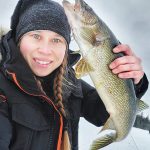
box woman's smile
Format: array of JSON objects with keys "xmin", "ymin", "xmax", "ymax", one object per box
[
  {"xmin": 19, "ymin": 30, "xmax": 67, "ymax": 76},
  {"xmin": 33, "ymin": 58, "xmax": 53, "ymax": 67}
]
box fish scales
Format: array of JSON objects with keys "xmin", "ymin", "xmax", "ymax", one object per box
[{"xmin": 62, "ymin": 0, "xmax": 148, "ymax": 149}]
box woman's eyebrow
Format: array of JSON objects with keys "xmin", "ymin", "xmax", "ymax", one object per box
[
  {"xmin": 33, "ymin": 31, "xmax": 41, "ymax": 33},
  {"xmin": 29, "ymin": 30, "xmax": 41, "ymax": 34},
  {"xmin": 54, "ymin": 34, "xmax": 64, "ymax": 39}
]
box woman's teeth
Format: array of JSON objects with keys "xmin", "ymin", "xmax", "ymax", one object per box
[{"xmin": 35, "ymin": 59, "xmax": 51, "ymax": 65}]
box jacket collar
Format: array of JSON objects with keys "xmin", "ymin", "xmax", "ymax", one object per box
[
  {"xmin": 0, "ymin": 31, "xmax": 83, "ymax": 98},
  {"xmin": 1, "ymin": 31, "xmax": 43, "ymax": 95}
]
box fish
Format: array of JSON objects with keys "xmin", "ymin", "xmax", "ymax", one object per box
[{"xmin": 62, "ymin": 0, "xmax": 149, "ymax": 149}]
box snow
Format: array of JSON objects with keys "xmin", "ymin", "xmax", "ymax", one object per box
[{"xmin": 79, "ymin": 118, "xmax": 150, "ymax": 150}]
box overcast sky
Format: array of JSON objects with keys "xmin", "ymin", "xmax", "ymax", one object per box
[{"xmin": 0, "ymin": 0, "xmax": 150, "ymax": 149}]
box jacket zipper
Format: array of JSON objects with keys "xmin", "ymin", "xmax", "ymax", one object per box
[
  {"xmin": 7, "ymin": 71, "xmax": 63, "ymax": 150},
  {"xmin": 36, "ymin": 79, "xmax": 56, "ymax": 150},
  {"xmin": 49, "ymin": 112, "xmax": 55, "ymax": 150}
]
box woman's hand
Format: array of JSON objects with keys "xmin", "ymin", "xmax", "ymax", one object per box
[{"xmin": 109, "ymin": 44, "xmax": 144, "ymax": 84}]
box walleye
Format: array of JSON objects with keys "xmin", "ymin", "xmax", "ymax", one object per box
[{"xmin": 62, "ymin": 0, "xmax": 149, "ymax": 149}]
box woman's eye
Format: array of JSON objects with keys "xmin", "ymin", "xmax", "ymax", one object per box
[
  {"xmin": 33, "ymin": 34, "xmax": 40, "ymax": 40},
  {"xmin": 52, "ymin": 38, "xmax": 61, "ymax": 43}
]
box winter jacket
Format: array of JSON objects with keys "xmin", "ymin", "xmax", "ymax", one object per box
[{"xmin": 0, "ymin": 31, "xmax": 149, "ymax": 150}]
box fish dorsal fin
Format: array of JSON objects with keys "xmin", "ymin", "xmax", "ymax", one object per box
[
  {"xmin": 75, "ymin": 58, "xmax": 94, "ymax": 79},
  {"xmin": 137, "ymin": 99, "xmax": 149, "ymax": 113}
]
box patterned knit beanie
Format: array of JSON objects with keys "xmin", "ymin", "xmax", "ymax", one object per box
[{"xmin": 11, "ymin": 0, "xmax": 71, "ymax": 45}]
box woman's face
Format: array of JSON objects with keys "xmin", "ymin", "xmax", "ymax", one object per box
[{"xmin": 19, "ymin": 30, "xmax": 67, "ymax": 77}]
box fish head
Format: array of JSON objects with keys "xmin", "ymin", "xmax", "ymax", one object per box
[
  {"xmin": 63, "ymin": 0, "xmax": 98, "ymax": 25},
  {"xmin": 63, "ymin": 0, "xmax": 102, "ymax": 53}
]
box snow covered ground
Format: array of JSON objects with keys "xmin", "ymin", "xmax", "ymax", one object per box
[{"xmin": 79, "ymin": 118, "xmax": 150, "ymax": 150}]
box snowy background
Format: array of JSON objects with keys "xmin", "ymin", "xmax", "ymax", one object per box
[{"xmin": 0, "ymin": 0, "xmax": 150, "ymax": 149}]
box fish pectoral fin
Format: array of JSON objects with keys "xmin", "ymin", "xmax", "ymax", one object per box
[
  {"xmin": 75, "ymin": 58, "xmax": 94, "ymax": 79},
  {"xmin": 90, "ymin": 130, "xmax": 116, "ymax": 150},
  {"xmin": 101, "ymin": 117, "xmax": 115, "ymax": 132},
  {"xmin": 137, "ymin": 99, "xmax": 149, "ymax": 113}
]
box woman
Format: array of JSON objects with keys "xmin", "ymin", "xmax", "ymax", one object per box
[{"xmin": 0, "ymin": 0, "xmax": 148, "ymax": 150}]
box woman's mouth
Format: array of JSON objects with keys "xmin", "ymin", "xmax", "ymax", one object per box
[{"xmin": 34, "ymin": 58, "xmax": 53, "ymax": 67}]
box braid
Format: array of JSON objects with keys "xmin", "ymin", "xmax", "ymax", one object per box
[
  {"xmin": 53, "ymin": 51, "xmax": 71, "ymax": 150},
  {"xmin": 53, "ymin": 52, "xmax": 68, "ymax": 117}
]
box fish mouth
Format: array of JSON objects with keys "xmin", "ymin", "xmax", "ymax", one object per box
[
  {"xmin": 62, "ymin": 0, "xmax": 72, "ymax": 7},
  {"xmin": 62, "ymin": 0, "xmax": 81, "ymax": 5},
  {"xmin": 62, "ymin": 0, "xmax": 83, "ymax": 12},
  {"xmin": 62, "ymin": 0, "xmax": 71, "ymax": 5},
  {"xmin": 62, "ymin": 0, "xmax": 74, "ymax": 13},
  {"xmin": 63, "ymin": 0, "xmax": 97, "ymax": 26}
]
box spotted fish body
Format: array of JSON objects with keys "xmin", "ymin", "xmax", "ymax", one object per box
[{"xmin": 62, "ymin": 0, "xmax": 148, "ymax": 149}]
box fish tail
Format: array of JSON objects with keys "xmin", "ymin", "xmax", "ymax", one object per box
[{"xmin": 89, "ymin": 131, "xmax": 117, "ymax": 150}]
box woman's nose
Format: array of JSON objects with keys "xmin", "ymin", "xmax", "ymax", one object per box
[{"xmin": 38, "ymin": 42, "xmax": 52, "ymax": 54}]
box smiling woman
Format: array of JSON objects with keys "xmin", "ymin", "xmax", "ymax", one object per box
[
  {"xmin": 19, "ymin": 30, "xmax": 67, "ymax": 77},
  {"xmin": 0, "ymin": 0, "xmax": 149, "ymax": 150}
]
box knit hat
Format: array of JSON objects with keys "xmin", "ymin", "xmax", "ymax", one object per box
[{"xmin": 11, "ymin": 0, "xmax": 71, "ymax": 45}]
